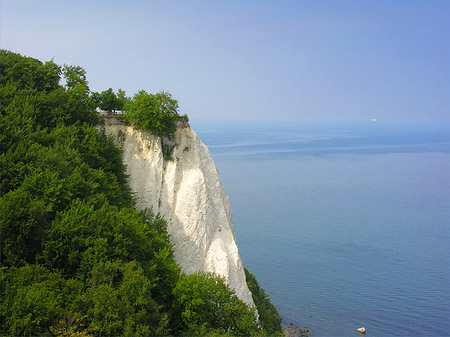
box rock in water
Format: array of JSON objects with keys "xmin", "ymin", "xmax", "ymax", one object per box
[
  {"xmin": 101, "ymin": 118, "xmax": 254, "ymax": 306},
  {"xmin": 357, "ymin": 327, "xmax": 366, "ymax": 334}
]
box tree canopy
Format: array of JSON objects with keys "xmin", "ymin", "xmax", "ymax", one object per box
[
  {"xmin": 245, "ymin": 268, "xmax": 283, "ymax": 335},
  {"xmin": 173, "ymin": 272, "xmax": 262, "ymax": 336},
  {"xmin": 92, "ymin": 88, "xmax": 127, "ymax": 114},
  {"xmin": 0, "ymin": 50, "xmax": 282, "ymax": 336},
  {"xmin": 123, "ymin": 90, "xmax": 181, "ymax": 139}
]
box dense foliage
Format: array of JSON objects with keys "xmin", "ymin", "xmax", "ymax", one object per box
[
  {"xmin": 245, "ymin": 268, "xmax": 283, "ymax": 335},
  {"xmin": 0, "ymin": 50, "xmax": 281, "ymax": 336},
  {"xmin": 123, "ymin": 90, "xmax": 182, "ymax": 140},
  {"xmin": 91, "ymin": 88, "xmax": 127, "ymax": 114},
  {"xmin": 91, "ymin": 86, "xmax": 186, "ymax": 160}
]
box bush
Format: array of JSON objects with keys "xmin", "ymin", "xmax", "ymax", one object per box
[
  {"xmin": 124, "ymin": 90, "xmax": 179, "ymax": 139},
  {"xmin": 173, "ymin": 272, "xmax": 262, "ymax": 336},
  {"xmin": 245, "ymin": 268, "xmax": 283, "ymax": 335}
]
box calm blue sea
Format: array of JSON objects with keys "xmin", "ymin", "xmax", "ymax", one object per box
[{"xmin": 192, "ymin": 119, "xmax": 450, "ymax": 337}]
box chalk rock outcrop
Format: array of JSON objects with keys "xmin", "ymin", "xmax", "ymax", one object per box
[{"xmin": 101, "ymin": 117, "xmax": 254, "ymax": 306}]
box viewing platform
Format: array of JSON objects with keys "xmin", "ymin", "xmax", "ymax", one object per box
[
  {"xmin": 98, "ymin": 113, "xmax": 190, "ymax": 129},
  {"xmin": 98, "ymin": 113, "xmax": 128, "ymax": 126}
]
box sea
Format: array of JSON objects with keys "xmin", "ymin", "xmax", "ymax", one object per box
[{"xmin": 192, "ymin": 119, "xmax": 450, "ymax": 337}]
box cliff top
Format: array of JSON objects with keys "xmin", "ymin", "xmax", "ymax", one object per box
[{"xmin": 99, "ymin": 114, "xmax": 190, "ymax": 129}]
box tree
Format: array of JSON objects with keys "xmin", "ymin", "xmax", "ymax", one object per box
[
  {"xmin": 98, "ymin": 88, "xmax": 118, "ymax": 114},
  {"xmin": 90, "ymin": 91, "xmax": 101, "ymax": 110},
  {"xmin": 124, "ymin": 90, "xmax": 179, "ymax": 139},
  {"xmin": 1, "ymin": 265, "xmax": 84, "ymax": 336},
  {"xmin": 116, "ymin": 89, "xmax": 127, "ymax": 111},
  {"xmin": 50, "ymin": 314, "xmax": 93, "ymax": 337},
  {"xmin": 91, "ymin": 88, "xmax": 127, "ymax": 114},
  {"xmin": 0, "ymin": 50, "xmax": 61, "ymax": 94},
  {"xmin": 60, "ymin": 64, "xmax": 98, "ymax": 124},
  {"xmin": 172, "ymin": 272, "xmax": 261, "ymax": 336},
  {"xmin": 245, "ymin": 268, "xmax": 283, "ymax": 335},
  {"xmin": 62, "ymin": 65, "xmax": 88, "ymax": 90},
  {"xmin": 0, "ymin": 189, "xmax": 51, "ymax": 266}
]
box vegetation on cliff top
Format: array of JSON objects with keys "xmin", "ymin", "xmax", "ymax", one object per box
[
  {"xmin": 92, "ymin": 86, "xmax": 187, "ymax": 159},
  {"xmin": 0, "ymin": 50, "xmax": 282, "ymax": 336},
  {"xmin": 92, "ymin": 86, "xmax": 188, "ymax": 142}
]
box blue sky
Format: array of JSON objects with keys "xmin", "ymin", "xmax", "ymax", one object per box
[{"xmin": 1, "ymin": 0, "xmax": 449, "ymax": 121}]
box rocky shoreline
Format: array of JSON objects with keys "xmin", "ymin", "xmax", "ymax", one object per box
[{"xmin": 282, "ymin": 322, "xmax": 310, "ymax": 337}]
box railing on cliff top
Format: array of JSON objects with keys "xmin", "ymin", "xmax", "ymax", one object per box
[{"xmin": 98, "ymin": 113, "xmax": 190, "ymax": 128}]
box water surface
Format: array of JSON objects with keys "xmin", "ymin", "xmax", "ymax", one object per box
[{"xmin": 193, "ymin": 119, "xmax": 450, "ymax": 337}]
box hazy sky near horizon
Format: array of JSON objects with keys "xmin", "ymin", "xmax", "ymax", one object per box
[{"xmin": 1, "ymin": 0, "xmax": 449, "ymax": 121}]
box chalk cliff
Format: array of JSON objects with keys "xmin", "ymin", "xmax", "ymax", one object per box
[{"xmin": 101, "ymin": 117, "xmax": 254, "ymax": 306}]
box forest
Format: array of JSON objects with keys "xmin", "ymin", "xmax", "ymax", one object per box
[{"xmin": 0, "ymin": 50, "xmax": 282, "ymax": 336}]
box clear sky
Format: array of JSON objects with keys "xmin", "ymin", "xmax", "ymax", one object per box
[{"xmin": 1, "ymin": 0, "xmax": 449, "ymax": 122}]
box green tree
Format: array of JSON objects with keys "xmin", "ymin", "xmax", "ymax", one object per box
[
  {"xmin": 245, "ymin": 268, "xmax": 283, "ymax": 335},
  {"xmin": 98, "ymin": 88, "xmax": 118, "ymax": 114},
  {"xmin": 92, "ymin": 88, "xmax": 127, "ymax": 114},
  {"xmin": 0, "ymin": 50, "xmax": 60, "ymax": 94},
  {"xmin": 0, "ymin": 189, "xmax": 51, "ymax": 266},
  {"xmin": 81, "ymin": 260, "xmax": 170, "ymax": 336},
  {"xmin": 0, "ymin": 51, "xmax": 97, "ymax": 127},
  {"xmin": 173, "ymin": 272, "xmax": 261, "ymax": 336},
  {"xmin": 116, "ymin": 88, "xmax": 127, "ymax": 111},
  {"xmin": 62, "ymin": 65, "xmax": 88, "ymax": 90},
  {"xmin": 1, "ymin": 265, "xmax": 84, "ymax": 336},
  {"xmin": 90, "ymin": 91, "xmax": 101, "ymax": 110},
  {"xmin": 61, "ymin": 64, "xmax": 97, "ymax": 124},
  {"xmin": 124, "ymin": 90, "xmax": 179, "ymax": 139},
  {"xmin": 50, "ymin": 314, "xmax": 93, "ymax": 337}
]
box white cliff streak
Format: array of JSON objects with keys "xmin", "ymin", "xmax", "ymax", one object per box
[{"xmin": 101, "ymin": 117, "xmax": 254, "ymax": 306}]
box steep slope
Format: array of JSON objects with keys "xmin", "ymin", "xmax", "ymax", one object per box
[{"xmin": 101, "ymin": 116, "xmax": 254, "ymax": 306}]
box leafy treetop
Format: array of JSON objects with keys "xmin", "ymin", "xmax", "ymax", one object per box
[{"xmin": 123, "ymin": 90, "xmax": 182, "ymax": 140}]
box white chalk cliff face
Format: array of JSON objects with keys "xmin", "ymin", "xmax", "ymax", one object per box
[{"xmin": 101, "ymin": 117, "xmax": 254, "ymax": 306}]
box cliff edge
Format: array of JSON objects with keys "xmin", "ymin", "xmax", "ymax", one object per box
[{"xmin": 100, "ymin": 116, "xmax": 254, "ymax": 306}]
